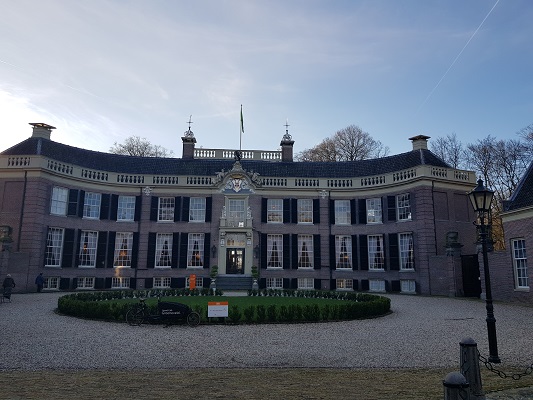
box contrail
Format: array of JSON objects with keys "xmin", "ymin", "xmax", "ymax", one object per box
[{"xmin": 417, "ymin": 0, "xmax": 500, "ymax": 113}]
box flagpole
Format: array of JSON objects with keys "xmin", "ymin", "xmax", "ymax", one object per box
[{"xmin": 240, "ymin": 104, "xmax": 243, "ymax": 151}]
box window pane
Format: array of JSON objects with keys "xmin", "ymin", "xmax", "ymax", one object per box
[
  {"xmin": 267, "ymin": 234, "xmax": 283, "ymax": 268},
  {"xmin": 335, "ymin": 235, "xmax": 352, "ymax": 269},
  {"xmin": 298, "ymin": 235, "xmax": 313, "ymax": 268},
  {"xmin": 112, "ymin": 277, "xmax": 130, "ymax": 288},
  {"xmin": 117, "ymin": 196, "xmax": 136, "ymax": 221},
  {"xmin": 399, "ymin": 233, "xmax": 414, "ymax": 270},
  {"xmin": 335, "ymin": 200, "xmax": 350, "ymax": 225},
  {"xmin": 512, "ymin": 239, "xmax": 529, "ymax": 288},
  {"xmin": 158, "ymin": 197, "xmax": 175, "ymax": 222},
  {"xmin": 336, "ymin": 279, "xmax": 353, "ymax": 290},
  {"xmin": 83, "ymin": 192, "xmax": 101, "ymax": 219},
  {"xmin": 50, "ymin": 187, "xmax": 68, "ymax": 215},
  {"xmin": 366, "ymin": 198, "xmax": 382, "ymax": 223},
  {"xmin": 189, "ymin": 197, "xmax": 206, "ymax": 222},
  {"xmin": 368, "ymin": 235, "xmax": 384, "ymax": 270},
  {"xmin": 297, "ymin": 199, "xmax": 313, "ymax": 223},
  {"xmin": 267, "ymin": 199, "xmax": 283, "ymax": 223},
  {"xmin": 187, "ymin": 233, "xmax": 204, "ymax": 267},
  {"xmin": 397, "ymin": 193, "xmax": 411, "ymax": 221},
  {"xmin": 79, "ymin": 231, "xmax": 98, "ymax": 267},
  {"xmin": 298, "ymin": 278, "xmax": 314, "ymax": 289},
  {"xmin": 228, "ymin": 199, "xmax": 245, "ymax": 227},
  {"xmin": 156, "ymin": 233, "xmax": 173, "ymax": 267},
  {"xmin": 114, "ymin": 232, "xmax": 133, "ymax": 267},
  {"xmin": 45, "ymin": 228, "xmax": 64, "ymax": 266}
]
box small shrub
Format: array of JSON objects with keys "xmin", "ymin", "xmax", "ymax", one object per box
[
  {"xmin": 256, "ymin": 305, "xmax": 266, "ymax": 322},
  {"xmin": 266, "ymin": 305, "xmax": 277, "ymax": 322},
  {"xmin": 243, "ymin": 306, "xmax": 255, "ymax": 323},
  {"xmin": 228, "ymin": 305, "xmax": 242, "ymax": 323}
]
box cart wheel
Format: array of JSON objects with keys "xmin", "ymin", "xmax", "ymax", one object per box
[
  {"xmin": 126, "ymin": 307, "xmax": 144, "ymax": 326},
  {"xmin": 187, "ymin": 312, "xmax": 200, "ymax": 327}
]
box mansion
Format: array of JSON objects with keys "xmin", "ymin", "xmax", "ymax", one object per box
[{"xmin": 0, "ymin": 122, "xmax": 482, "ymax": 296}]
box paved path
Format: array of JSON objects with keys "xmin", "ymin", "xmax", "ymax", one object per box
[{"xmin": 0, "ymin": 292, "xmax": 532, "ymax": 371}]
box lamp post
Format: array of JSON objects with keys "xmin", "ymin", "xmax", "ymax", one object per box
[{"xmin": 468, "ymin": 178, "xmax": 501, "ymax": 363}]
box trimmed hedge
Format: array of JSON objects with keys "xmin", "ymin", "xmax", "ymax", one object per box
[{"xmin": 57, "ymin": 289, "xmax": 391, "ymax": 324}]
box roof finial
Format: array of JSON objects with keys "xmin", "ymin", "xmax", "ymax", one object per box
[
  {"xmin": 282, "ymin": 118, "xmax": 292, "ymax": 141},
  {"xmin": 184, "ymin": 115, "xmax": 194, "ymax": 137}
]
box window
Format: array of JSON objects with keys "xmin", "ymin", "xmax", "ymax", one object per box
[
  {"xmin": 369, "ymin": 279, "xmax": 385, "ymax": 292},
  {"xmin": 155, "ymin": 233, "xmax": 173, "ymax": 268},
  {"xmin": 45, "ymin": 228, "xmax": 64, "ymax": 267},
  {"xmin": 397, "ymin": 193, "xmax": 412, "ymax": 221},
  {"xmin": 298, "ymin": 278, "xmax": 314, "ymax": 289},
  {"xmin": 43, "ymin": 277, "xmax": 60, "ymax": 290},
  {"xmin": 335, "ymin": 200, "xmax": 350, "ymax": 225},
  {"xmin": 189, "ymin": 197, "xmax": 206, "ymax": 222},
  {"xmin": 368, "ymin": 235, "xmax": 384, "ymax": 270},
  {"xmin": 366, "ymin": 198, "xmax": 382, "ymax": 224},
  {"xmin": 83, "ymin": 192, "xmax": 101, "ymax": 219},
  {"xmin": 186, "ymin": 276, "xmax": 204, "ymax": 289},
  {"xmin": 297, "ymin": 199, "xmax": 313, "ymax": 223},
  {"xmin": 228, "ymin": 199, "xmax": 245, "ymax": 227},
  {"xmin": 267, "ymin": 234, "xmax": 283, "ymax": 268},
  {"xmin": 266, "ymin": 277, "xmax": 283, "ymax": 289},
  {"xmin": 187, "ymin": 233, "xmax": 204, "ymax": 267},
  {"xmin": 399, "ymin": 233, "xmax": 414, "ymax": 270},
  {"xmin": 114, "ymin": 232, "xmax": 133, "ymax": 267},
  {"xmin": 77, "ymin": 277, "xmax": 94, "ymax": 289},
  {"xmin": 335, "ymin": 235, "xmax": 352, "ymax": 269},
  {"xmin": 401, "ymin": 280, "xmax": 416, "ymax": 293},
  {"xmin": 50, "ymin": 187, "xmax": 68, "ymax": 215},
  {"xmin": 117, "ymin": 195, "xmax": 135, "ymax": 221},
  {"xmin": 512, "ymin": 239, "xmax": 529, "ymax": 288},
  {"xmin": 267, "ymin": 199, "xmax": 283, "ymax": 223},
  {"xmin": 336, "ymin": 279, "xmax": 353, "ymax": 290},
  {"xmin": 298, "ymin": 235, "xmax": 313, "ymax": 268},
  {"xmin": 79, "ymin": 231, "xmax": 98, "ymax": 267},
  {"xmin": 158, "ymin": 197, "xmax": 175, "ymax": 222},
  {"xmin": 154, "ymin": 277, "xmax": 171, "ymax": 288},
  {"xmin": 112, "ymin": 277, "xmax": 130, "ymax": 289}
]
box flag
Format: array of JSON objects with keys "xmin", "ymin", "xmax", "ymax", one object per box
[{"xmin": 240, "ymin": 105, "xmax": 244, "ymax": 134}]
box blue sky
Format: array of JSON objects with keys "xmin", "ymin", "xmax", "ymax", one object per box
[{"xmin": 1, "ymin": 0, "xmax": 531, "ymax": 157}]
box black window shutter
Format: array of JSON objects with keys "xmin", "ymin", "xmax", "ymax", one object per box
[
  {"xmin": 77, "ymin": 191, "xmax": 85, "ymax": 218},
  {"xmin": 361, "ymin": 279, "xmax": 369, "ymax": 291},
  {"xmin": 359, "ymin": 235, "xmax": 368, "ymax": 270},
  {"xmin": 260, "ymin": 233, "xmax": 267, "ymax": 269},
  {"xmin": 172, "ymin": 232, "xmax": 180, "ymax": 268},
  {"xmin": 131, "ymin": 232, "xmax": 139, "ymax": 268},
  {"xmin": 107, "ymin": 231, "xmax": 116, "ymax": 268},
  {"xmin": 349, "ymin": 199, "xmax": 356, "ymax": 225},
  {"xmin": 130, "ymin": 278, "xmax": 137, "ymax": 289},
  {"xmin": 179, "ymin": 233, "xmax": 188, "ymax": 268},
  {"xmin": 59, "ymin": 278, "xmax": 70, "ymax": 290},
  {"xmin": 174, "ymin": 197, "xmax": 182, "ymax": 222},
  {"xmin": 205, "ymin": 197, "xmax": 212, "ymax": 222},
  {"xmin": 134, "ymin": 196, "xmax": 142, "ymax": 221},
  {"xmin": 291, "ymin": 198, "xmax": 297, "ymax": 223},
  {"xmin": 389, "ymin": 233, "xmax": 400, "ymax": 270},
  {"xmin": 329, "ymin": 235, "xmax": 335, "ymax": 270},
  {"xmin": 100, "ymin": 194, "xmax": 110, "ymax": 220},
  {"xmin": 313, "ymin": 199, "xmax": 320, "ymax": 224},
  {"xmin": 96, "ymin": 231, "xmax": 107, "ymax": 268},
  {"xmin": 94, "ymin": 278, "xmax": 105, "ymax": 289},
  {"xmin": 173, "ymin": 277, "xmax": 186, "ymax": 288},
  {"xmin": 358, "ymin": 199, "xmax": 366, "ymax": 224},
  {"xmin": 291, "ymin": 278, "xmax": 297, "ymax": 289},
  {"xmin": 387, "ymin": 196, "xmax": 397, "ymax": 222},
  {"xmin": 291, "ymin": 234, "xmax": 298, "ymax": 269},
  {"xmin": 352, "ymin": 280, "xmax": 359, "ymax": 291},
  {"xmin": 259, "ymin": 278, "xmax": 266, "ymax": 289},
  {"xmin": 75, "ymin": 229, "xmax": 82, "ymax": 267},
  {"xmin": 182, "ymin": 197, "xmax": 190, "ymax": 222},
  {"xmin": 72, "ymin": 278, "xmax": 78, "ymax": 289},
  {"xmin": 147, "ymin": 232, "xmax": 156, "ymax": 268},
  {"xmin": 351, "ymin": 235, "xmax": 358, "ymax": 270},
  {"xmin": 391, "ymin": 280, "xmax": 401, "ymax": 292},
  {"xmin": 330, "ymin": 279, "xmax": 336, "ymax": 290},
  {"xmin": 283, "ymin": 199, "xmax": 291, "ymax": 223},
  {"xmin": 313, "ymin": 235, "xmax": 321, "ymax": 269},
  {"xmin": 62, "ymin": 228, "xmax": 75, "ymax": 268},
  {"xmin": 105, "ymin": 277, "xmax": 112, "ymax": 289},
  {"xmin": 314, "ymin": 279, "xmax": 321, "ymax": 290},
  {"xmin": 145, "ymin": 278, "xmax": 154, "ymax": 289},
  {"xmin": 67, "ymin": 189, "xmax": 79, "ymax": 216},
  {"xmin": 110, "ymin": 195, "xmax": 118, "ymax": 221},
  {"xmin": 385, "ymin": 280, "xmax": 390, "ymax": 292},
  {"xmin": 283, "ymin": 234, "xmax": 291, "ymax": 269},
  {"xmin": 329, "ymin": 199, "xmax": 335, "ymax": 224},
  {"xmin": 150, "ymin": 197, "xmax": 159, "ymax": 221},
  {"xmin": 203, "ymin": 277, "xmax": 210, "ymax": 288},
  {"xmin": 283, "ymin": 278, "xmax": 291, "ymax": 289},
  {"xmin": 203, "ymin": 233, "xmax": 211, "ymax": 268},
  {"xmin": 261, "ymin": 198, "xmax": 267, "ymax": 223}
]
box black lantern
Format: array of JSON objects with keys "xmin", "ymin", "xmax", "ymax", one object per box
[{"xmin": 468, "ymin": 179, "xmax": 494, "ymax": 222}]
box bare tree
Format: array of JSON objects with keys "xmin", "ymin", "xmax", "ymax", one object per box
[
  {"xmin": 110, "ymin": 136, "xmax": 174, "ymax": 157},
  {"xmin": 430, "ymin": 133, "xmax": 466, "ymax": 169},
  {"xmin": 296, "ymin": 125, "xmax": 389, "ymax": 162}
]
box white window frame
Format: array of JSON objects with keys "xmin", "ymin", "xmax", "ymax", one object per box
[
  {"xmin": 77, "ymin": 277, "xmax": 95, "ymax": 289},
  {"xmin": 117, "ymin": 195, "xmax": 135, "ymax": 221},
  {"xmin": 50, "ymin": 186, "xmax": 68, "ymax": 216},
  {"xmin": 298, "ymin": 277, "xmax": 314, "ymax": 290},
  {"xmin": 45, "ymin": 227, "xmax": 64, "ymax": 267},
  {"xmin": 366, "ymin": 198, "xmax": 382, "ymax": 224},
  {"xmin": 512, "ymin": 238, "xmax": 529, "ymax": 289},
  {"xmin": 266, "ymin": 277, "xmax": 283, "ymax": 289},
  {"xmin": 267, "ymin": 234, "xmax": 283, "ymax": 268},
  {"xmin": 158, "ymin": 197, "xmax": 175, "ymax": 222},
  {"xmin": 79, "ymin": 230, "xmax": 98, "ymax": 268},
  {"xmin": 155, "ymin": 233, "xmax": 173, "ymax": 268},
  {"xmin": 297, "ymin": 199, "xmax": 313, "ymax": 224},
  {"xmin": 335, "ymin": 200, "xmax": 350, "ymax": 225},
  {"xmin": 228, "ymin": 199, "xmax": 245, "ymax": 227},
  {"xmin": 189, "ymin": 197, "xmax": 206, "ymax": 222},
  {"xmin": 369, "ymin": 279, "xmax": 385, "ymax": 292},
  {"xmin": 400, "ymin": 279, "xmax": 416, "ymax": 293},
  {"xmin": 399, "ymin": 232, "xmax": 414, "ymax": 270},
  {"xmin": 112, "ymin": 277, "xmax": 130, "ymax": 289},
  {"xmin": 335, "ymin": 235, "xmax": 352, "ymax": 269},
  {"xmin": 298, "ymin": 235, "xmax": 314, "ymax": 269},
  {"xmin": 336, "ymin": 278, "xmax": 353, "ymax": 290},
  {"xmin": 368, "ymin": 235, "xmax": 385, "ymax": 270},
  {"xmin": 43, "ymin": 276, "xmax": 60, "ymax": 290},
  {"xmin": 187, "ymin": 233, "xmax": 205, "ymax": 268},
  {"xmin": 267, "ymin": 199, "xmax": 283, "ymax": 223},
  {"xmin": 154, "ymin": 277, "xmax": 172, "ymax": 288},
  {"xmin": 114, "ymin": 232, "xmax": 133, "ymax": 268},
  {"xmin": 83, "ymin": 192, "xmax": 101, "ymax": 219},
  {"xmin": 397, "ymin": 193, "xmax": 412, "ymax": 221}
]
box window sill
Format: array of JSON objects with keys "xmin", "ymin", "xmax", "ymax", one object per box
[
  {"xmin": 266, "ymin": 267, "xmax": 283, "ymax": 270},
  {"xmin": 155, "ymin": 266, "xmax": 172, "ymax": 269},
  {"xmin": 369, "ymin": 269, "xmax": 385, "ymax": 272},
  {"xmin": 514, "ymin": 287, "xmax": 530, "ymax": 292},
  {"xmin": 400, "ymin": 269, "xmax": 415, "ymax": 272},
  {"xmin": 78, "ymin": 265, "xmax": 96, "ymax": 269},
  {"xmin": 114, "ymin": 266, "xmax": 131, "ymax": 268},
  {"xmin": 44, "ymin": 265, "xmax": 61, "ymax": 268},
  {"xmin": 187, "ymin": 266, "xmax": 203, "ymax": 269}
]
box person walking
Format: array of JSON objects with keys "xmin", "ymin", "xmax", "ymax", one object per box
[
  {"xmin": 2, "ymin": 274, "xmax": 15, "ymax": 301},
  {"xmin": 35, "ymin": 273, "xmax": 44, "ymax": 293}
]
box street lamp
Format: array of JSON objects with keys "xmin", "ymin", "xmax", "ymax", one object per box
[{"xmin": 468, "ymin": 178, "xmax": 501, "ymax": 363}]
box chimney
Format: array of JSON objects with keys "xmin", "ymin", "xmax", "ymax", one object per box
[
  {"xmin": 181, "ymin": 127, "xmax": 196, "ymax": 159},
  {"xmin": 409, "ymin": 135, "xmax": 430, "ymax": 151},
  {"xmin": 30, "ymin": 123, "xmax": 56, "ymax": 140},
  {"xmin": 280, "ymin": 125, "xmax": 295, "ymax": 162}
]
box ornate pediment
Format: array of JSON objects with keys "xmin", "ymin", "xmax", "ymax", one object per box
[{"xmin": 214, "ymin": 159, "xmax": 261, "ymax": 193}]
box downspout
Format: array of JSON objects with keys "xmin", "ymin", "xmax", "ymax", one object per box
[
  {"xmin": 17, "ymin": 171, "xmax": 28, "ymax": 251},
  {"xmin": 428, "ymin": 180, "xmax": 438, "ymax": 295}
]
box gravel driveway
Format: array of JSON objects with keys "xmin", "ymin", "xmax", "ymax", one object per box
[{"xmin": 1, "ymin": 292, "xmax": 532, "ymax": 371}]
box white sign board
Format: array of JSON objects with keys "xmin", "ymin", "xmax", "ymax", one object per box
[{"xmin": 208, "ymin": 301, "xmax": 229, "ymax": 318}]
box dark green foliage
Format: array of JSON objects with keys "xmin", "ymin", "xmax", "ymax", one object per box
[
  {"xmin": 228, "ymin": 305, "xmax": 242, "ymax": 323},
  {"xmin": 243, "ymin": 306, "xmax": 255, "ymax": 323},
  {"xmin": 266, "ymin": 305, "xmax": 277, "ymax": 322},
  {"xmin": 256, "ymin": 305, "xmax": 266, "ymax": 322}
]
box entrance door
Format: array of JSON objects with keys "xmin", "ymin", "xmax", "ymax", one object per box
[
  {"xmin": 226, "ymin": 248, "xmax": 245, "ymax": 274},
  {"xmin": 461, "ymin": 255, "xmax": 482, "ymax": 298}
]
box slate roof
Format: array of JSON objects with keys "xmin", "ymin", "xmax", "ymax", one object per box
[
  {"xmin": 1, "ymin": 137, "xmax": 451, "ymax": 178},
  {"xmin": 504, "ymin": 162, "xmax": 533, "ymax": 211}
]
